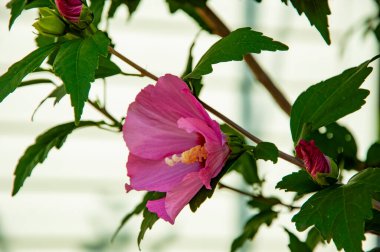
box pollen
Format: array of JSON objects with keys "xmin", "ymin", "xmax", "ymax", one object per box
[{"xmin": 165, "ymin": 145, "xmax": 208, "ymax": 167}]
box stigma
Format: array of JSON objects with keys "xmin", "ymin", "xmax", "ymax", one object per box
[{"xmin": 165, "ymin": 145, "xmax": 208, "ymax": 166}]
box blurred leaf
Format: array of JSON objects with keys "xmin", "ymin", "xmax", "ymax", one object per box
[
  {"xmin": 305, "ymin": 227, "xmax": 324, "ymax": 250},
  {"xmin": 231, "ymin": 151, "xmax": 261, "ymax": 185},
  {"xmin": 248, "ymin": 196, "xmax": 281, "ymax": 211},
  {"xmin": 366, "ymin": 142, "xmax": 380, "ymax": 167},
  {"xmin": 231, "ymin": 210, "xmax": 277, "ymax": 252},
  {"xmin": 90, "ymin": 0, "xmax": 106, "ymax": 26},
  {"xmin": 53, "ymin": 31, "xmax": 109, "ymax": 123},
  {"xmin": 95, "ymin": 56, "xmax": 122, "ymax": 79},
  {"xmin": 108, "ymin": 0, "xmax": 141, "ymax": 19},
  {"xmin": 112, "ymin": 192, "xmax": 165, "ymax": 242},
  {"xmin": 309, "ymin": 123, "xmax": 358, "ymax": 170},
  {"xmin": 276, "ymin": 170, "xmax": 321, "ymax": 196},
  {"xmin": 365, "ymin": 209, "xmax": 380, "ymax": 236},
  {"xmin": 185, "ymin": 27, "xmax": 288, "ymax": 79},
  {"xmin": 280, "ymin": 0, "xmax": 331, "ymax": 44},
  {"xmin": 166, "ymin": 0, "xmax": 211, "ymax": 33},
  {"xmin": 12, "ymin": 121, "xmax": 101, "ymax": 196},
  {"xmin": 31, "ymin": 85, "xmax": 67, "ymax": 120},
  {"xmin": 19, "ymin": 78, "xmax": 55, "ymax": 87},
  {"xmin": 0, "ymin": 43, "xmax": 58, "ymax": 103},
  {"xmin": 292, "ymin": 168, "xmax": 380, "ymax": 252},
  {"xmin": 253, "ymin": 142, "xmax": 278, "ymax": 163},
  {"xmin": 285, "ymin": 228, "xmax": 312, "ymax": 252},
  {"xmin": 7, "ymin": 0, "xmax": 26, "ymax": 29},
  {"xmin": 290, "ymin": 56, "xmax": 379, "ymax": 143}
]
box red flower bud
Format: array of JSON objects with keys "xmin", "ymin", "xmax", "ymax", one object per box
[
  {"xmin": 55, "ymin": 0, "xmax": 82, "ymax": 23},
  {"xmin": 295, "ymin": 140, "xmax": 331, "ymax": 177}
]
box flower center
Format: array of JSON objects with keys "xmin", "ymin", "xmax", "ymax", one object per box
[{"xmin": 165, "ymin": 145, "xmax": 208, "ymax": 167}]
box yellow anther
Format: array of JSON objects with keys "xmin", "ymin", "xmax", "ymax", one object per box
[{"xmin": 164, "ymin": 145, "xmax": 208, "ymax": 167}]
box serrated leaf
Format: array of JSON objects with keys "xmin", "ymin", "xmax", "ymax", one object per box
[
  {"xmin": 31, "ymin": 85, "xmax": 67, "ymax": 120},
  {"xmin": 285, "ymin": 229, "xmax": 312, "ymax": 252},
  {"xmin": 185, "ymin": 27, "xmax": 288, "ymax": 79},
  {"xmin": 12, "ymin": 121, "xmax": 100, "ymax": 196},
  {"xmin": 253, "ymin": 142, "xmax": 279, "ymax": 163},
  {"xmin": 231, "ymin": 210, "xmax": 277, "ymax": 252},
  {"xmin": 53, "ymin": 31, "xmax": 110, "ymax": 123},
  {"xmin": 290, "ymin": 56, "xmax": 379, "ymax": 143},
  {"xmin": 7, "ymin": 0, "xmax": 26, "ymax": 29},
  {"xmin": 276, "ymin": 170, "xmax": 321, "ymax": 196},
  {"xmin": 90, "ymin": 0, "xmax": 106, "ymax": 26},
  {"xmin": 281, "ymin": 0, "xmax": 331, "ymax": 44},
  {"xmin": 166, "ymin": 0, "xmax": 211, "ymax": 33},
  {"xmin": 309, "ymin": 123, "xmax": 358, "ymax": 170},
  {"xmin": 0, "ymin": 43, "xmax": 58, "ymax": 103},
  {"xmin": 95, "ymin": 56, "xmax": 122, "ymax": 79},
  {"xmin": 292, "ymin": 168, "xmax": 380, "ymax": 252},
  {"xmin": 112, "ymin": 192, "xmax": 164, "ymax": 242},
  {"xmin": 366, "ymin": 142, "xmax": 380, "ymax": 167},
  {"xmin": 230, "ymin": 151, "xmax": 261, "ymax": 185}
]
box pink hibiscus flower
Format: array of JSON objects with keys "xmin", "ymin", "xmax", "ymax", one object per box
[
  {"xmin": 295, "ymin": 140, "xmax": 331, "ymax": 177},
  {"xmin": 123, "ymin": 74, "xmax": 230, "ymax": 224},
  {"xmin": 55, "ymin": 0, "xmax": 82, "ymax": 23}
]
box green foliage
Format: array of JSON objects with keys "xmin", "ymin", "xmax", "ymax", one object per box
[
  {"xmin": 90, "ymin": 0, "xmax": 106, "ymax": 26},
  {"xmin": 7, "ymin": 0, "xmax": 26, "ymax": 29},
  {"xmin": 185, "ymin": 27, "xmax": 288, "ymax": 79},
  {"xmin": 253, "ymin": 142, "xmax": 279, "ymax": 163},
  {"xmin": 231, "ymin": 210, "xmax": 277, "ymax": 252},
  {"xmin": 305, "ymin": 227, "xmax": 324, "ymax": 250},
  {"xmin": 276, "ymin": 170, "xmax": 322, "ymax": 196},
  {"xmin": 309, "ymin": 123, "xmax": 359, "ymax": 170},
  {"xmin": 12, "ymin": 121, "xmax": 101, "ymax": 196},
  {"xmin": 292, "ymin": 168, "xmax": 380, "ymax": 252},
  {"xmin": 285, "ymin": 229, "xmax": 312, "ymax": 252},
  {"xmin": 166, "ymin": 0, "xmax": 211, "ymax": 33},
  {"xmin": 365, "ymin": 209, "xmax": 380, "ymax": 236},
  {"xmin": 112, "ymin": 192, "xmax": 165, "ymax": 242},
  {"xmin": 0, "ymin": 43, "xmax": 58, "ymax": 103},
  {"xmin": 366, "ymin": 142, "xmax": 380, "ymax": 167},
  {"xmin": 108, "ymin": 0, "xmax": 142, "ymax": 19},
  {"xmin": 230, "ymin": 151, "xmax": 261, "ymax": 185},
  {"xmin": 53, "ymin": 31, "xmax": 110, "ymax": 123},
  {"xmin": 248, "ymin": 197, "xmax": 281, "ymax": 211},
  {"xmin": 281, "ymin": 0, "xmax": 331, "ymax": 44},
  {"xmin": 95, "ymin": 56, "xmax": 122, "ymax": 79},
  {"xmin": 25, "ymin": 0, "xmax": 52, "ymax": 9},
  {"xmin": 290, "ymin": 56, "xmax": 378, "ymax": 143},
  {"xmin": 32, "ymin": 85, "xmax": 67, "ymax": 120}
]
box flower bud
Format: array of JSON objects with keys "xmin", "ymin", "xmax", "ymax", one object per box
[
  {"xmin": 55, "ymin": 0, "xmax": 83, "ymax": 23},
  {"xmin": 33, "ymin": 8, "xmax": 66, "ymax": 37},
  {"xmin": 295, "ymin": 140, "xmax": 338, "ymax": 185}
]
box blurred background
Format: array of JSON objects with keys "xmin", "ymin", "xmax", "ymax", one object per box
[{"xmin": 0, "ymin": 0, "xmax": 379, "ymax": 251}]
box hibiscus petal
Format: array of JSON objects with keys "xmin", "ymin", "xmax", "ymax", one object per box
[
  {"xmin": 127, "ymin": 154, "xmax": 200, "ymax": 192},
  {"xmin": 146, "ymin": 198, "xmax": 173, "ymax": 224},
  {"xmin": 177, "ymin": 117, "xmax": 219, "ymax": 143}
]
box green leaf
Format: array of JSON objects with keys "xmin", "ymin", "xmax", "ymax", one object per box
[
  {"xmin": 95, "ymin": 56, "xmax": 122, "ymax": 79},
  {"xmin": 7, "ymin": 0, "xmax": 26, "ymax": 29},
  {"xmin": 290, "ymin": 56, "xmax": 379, "ymax": 143},
  {"xmin": 0, "ymin": 43, "xmax": 58, "ymax": 103},
  {"xmin": 285, "ymin": 229, "xmax": 312, "ymax": 252},
  {"xmin": 366, "ymin": 142, "xmax": 380, "ymax": 167},
  {"xmin": 53, "ymin": 31, "xmax": 110, "ymax": 123},
  {"xmin": 281, "ymin": 0, "xmax": 331, "ymax": 44},
  {"xmin": 185, "ymin": 27, "xmax": 288, "ymax": 79},
  {"xmin": 35, "ymin": 34, "xmax": 56, "ymax": 48},
  {"xmin": 365, "ymin": 209, "xmax": 380, "ymax": 236},
  {"xmin": 12, "ymin": 121, "xmax": 100, "ymax": 196},
  {"xmin": 108, "ymin": 0, "xmax": 141, "ymax": 19},
  {"xmin": 166, "ymin": 0, "xmax": 211, "ymax": 33},
  {"xmin": 292, "ymin": 168, "xmax": 380, "ymax": 252},
  {"xmin": 231, "ymin": 210, "xmax": 277, "ymax": 252},
  {"xmin": 25, "ymin": 0, "xmax": 52, "ymax": 9},
  {"xmin": 276, "ymin": 170, "xmax": 321, "ymax": 196},
  {"xmin": 253, "ymin": 142, "xmax": 279, "ymax": 163},
  {"xmin": 305, "ymin": 227, "xmax": 324, "ymax": 250},
  {"xmin": 112, "ymin": 192, "xmax": 164, "ymax": 242},
  {"xmin": 19, "ymin": 78, "xmax": 55, "ymax": 87},
  {"xmin": 230, "ymin": 151, "xmax": 261, "ymax": 185},
  {"xmin": 31, "ymin": 85, "xmax": 67, "ymax": 120},
  {"xmin": 90, "ymin": 0, "xmax": 106, "ymax": 26},
  {"xmin": 189, "ymin": 157, "xmax": 236, "ymax": 212},
  {"xmin": 248, "ymin": 196, "xmax": 281, "ymax": 211},
  {"xmin": 309, "ymin": 123, "xmax": 358, "ymax": 170}
]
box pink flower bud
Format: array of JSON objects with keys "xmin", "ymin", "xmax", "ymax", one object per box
[
  {"xmin": 55, "ymin": 0, "xmax": 82, "ymax": 23},
  {"xmin": 295, "ymin": 140, "xmax": 331, "ymax": 177}
]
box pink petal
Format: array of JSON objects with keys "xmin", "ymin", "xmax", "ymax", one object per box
[
  {"xmin": 126, "ymin": 154, "xmax": 200, "ymax": 192},
  {"xmin": 177, "ymin": 117, "xmax": 219, "ymax": 144},
  {"xmin": 146, "ymin": 198, "xmax": 173, "ymax": 224}
]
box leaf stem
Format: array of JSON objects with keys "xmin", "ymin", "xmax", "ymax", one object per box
[
  {"xmin": 87, "ymin": 100, "xmax": 123, "ymax": 130},
  {"xmin": 108, "ymin": 48, "xmax": 304, "ymax": 168},
  {"xmin": 194, "ymin": 5, "xmax": 292, "ymax": 116}
]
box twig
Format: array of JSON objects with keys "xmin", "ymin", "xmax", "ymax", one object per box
[
  {"xmin": 88, "ymin": 100, "xmax": 123, "ymax": 130},
  {"xmin": 194, "ymin": 5, "xmax": 292, "ymax": 116}
]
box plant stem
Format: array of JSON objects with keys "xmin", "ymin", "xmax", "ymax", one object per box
[
  {"xmin": 218, "ymin": 182, "xmax": 298, "ymax": 210},
  {"xmin": 194, "ymin": 5, "xmax": 292, "ymax": 116},
  {"xmin": 88, "ymin": 100, "xmax": 122, "ymax": 130},
  {"xmin": 108, "ymin": 48, "xmax": 304, "ymax": 168}
]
